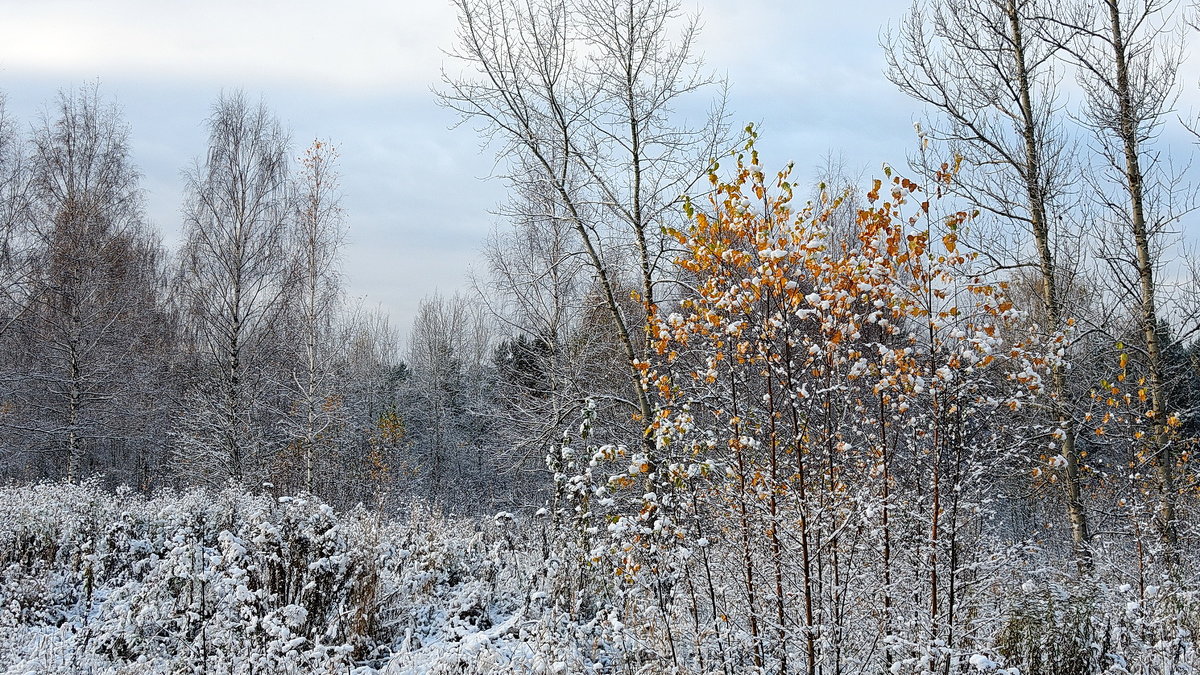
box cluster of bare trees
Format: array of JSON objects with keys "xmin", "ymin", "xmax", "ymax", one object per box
[
  {"xmin": 440, "ymin": 0, "xmax": 730, "ymax": 478},
  {"xmin": 0, "ymin": 88, "xmax": 423, "ymax": 507},
  {"xmin": 0, "ymin": 84, "xmax": 574, "ymax": 514},
  {"xmin": 0, "ymin": 86, "xmax": 172, "ymax": 487}
]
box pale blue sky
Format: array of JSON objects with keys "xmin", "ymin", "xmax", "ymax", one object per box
[{"xmin": 2, "ymin": 0, "xmax": 1195, "ymax": 335}]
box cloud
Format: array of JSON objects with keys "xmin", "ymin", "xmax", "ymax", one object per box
[{"xmin": 0, "ymin": 0, "xmax": 455, "ymax": 91}]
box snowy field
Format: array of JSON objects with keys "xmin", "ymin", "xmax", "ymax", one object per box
[
  {"xmin": 2, "ymin": 481, "xmax": 1198, "ymax": 674},
  {"xmin": 0, "ymin": 482, "xmax": 639, "ymax": 674}
]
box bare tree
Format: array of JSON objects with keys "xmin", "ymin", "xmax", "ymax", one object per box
[
  {"xmin": 476, "ymin": 171, "xmax": 592, "ymax": 488},
  {"xmin": 334, "ymin": 305, "xmax": 407, "ymax": 509},
  {"xmin": 281, "ymin": 139, "xmax": 345, "ymax": 494},
  {"xmin": 401, "ymin": 292, "xmax": 494, "ymax": 508},
  {"xmin": 4, "ymin": 86, "xmax": 169, "ymax": 484},
  {"xmin": 1049, "ymin": 0, "xmax": 1189, "ymax": 554},
  {"xmin": 440, "ymin": 0, "xmax": 728, "ymax": 452},
  {"xmin": 0, "ymin": 93, "xmax": 33, "ymax": 457},
  {"xmin": 176, "ymin": 91, "xmax": 294, "ymax": 483},
  {"xmin": 0, "ymin": 93, "xmax": 32, "ymax": 340},
  {"xmin": 885, "ymin": 0, "xmax": 1094, "ymax": 564}
]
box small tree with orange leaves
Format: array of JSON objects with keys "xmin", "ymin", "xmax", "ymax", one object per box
[{"xmin": 562, "ymin": 133, "xmax": 1058, "ymax": 673}]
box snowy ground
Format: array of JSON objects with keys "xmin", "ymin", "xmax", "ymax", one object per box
[
  {"xmin": 0, "ymin": 482, "xmax": 635, "ymax": 674},
  {"xmin": 2, "ymin": 482, "xmax": 1198, "ymax": 674}
]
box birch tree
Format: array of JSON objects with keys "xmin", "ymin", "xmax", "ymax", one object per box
[
  {"xmin": 0, "ymin": 93, "xmax": 32, "ymax": 458},
  {"xmin": 0, "ymin": 93, "xmax": 31, "ymax": 340},
  {"xmin": 478, "ymin": 172, "xmax": 594, "ymax": 498},
  {"xmin": 7, "ymin": 86, "xmax": 169, "ymax": 483},
  {"xmin": 440, "ymin": 0, "xmax": 728, "ymax": 453},
  {"xmin": 177, "ymin": 92, "xmax": 294, "ymax": 482},
  {"xmin": 281, "ymin": 139, "xmax": 344, "ymax": 494}
]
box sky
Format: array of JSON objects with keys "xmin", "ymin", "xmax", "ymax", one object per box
[{"xmin": 2, "ymin": 0, "xmax": 1195, "ymax": 339}]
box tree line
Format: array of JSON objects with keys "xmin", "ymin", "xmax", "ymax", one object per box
[{"xmin": 0, "ymin": 87, "xmax": 522, "ymax": 511}]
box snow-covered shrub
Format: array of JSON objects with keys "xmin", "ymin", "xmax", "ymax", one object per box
[
  {"xmin": 0, "ymin": 481, "xmax": 621, "ymax": 673},
  {"xmin": 0, "ymin": 482, "xmax": 394, "ymax": 672},
  {"xmin": 995, "ymin": 580, "xmax": 1101, "ymax": 675}
]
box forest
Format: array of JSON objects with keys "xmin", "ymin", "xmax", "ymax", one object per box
[{"xmin": 2, "ymin": 0, "xmax": 1200, "ymax": 672}]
